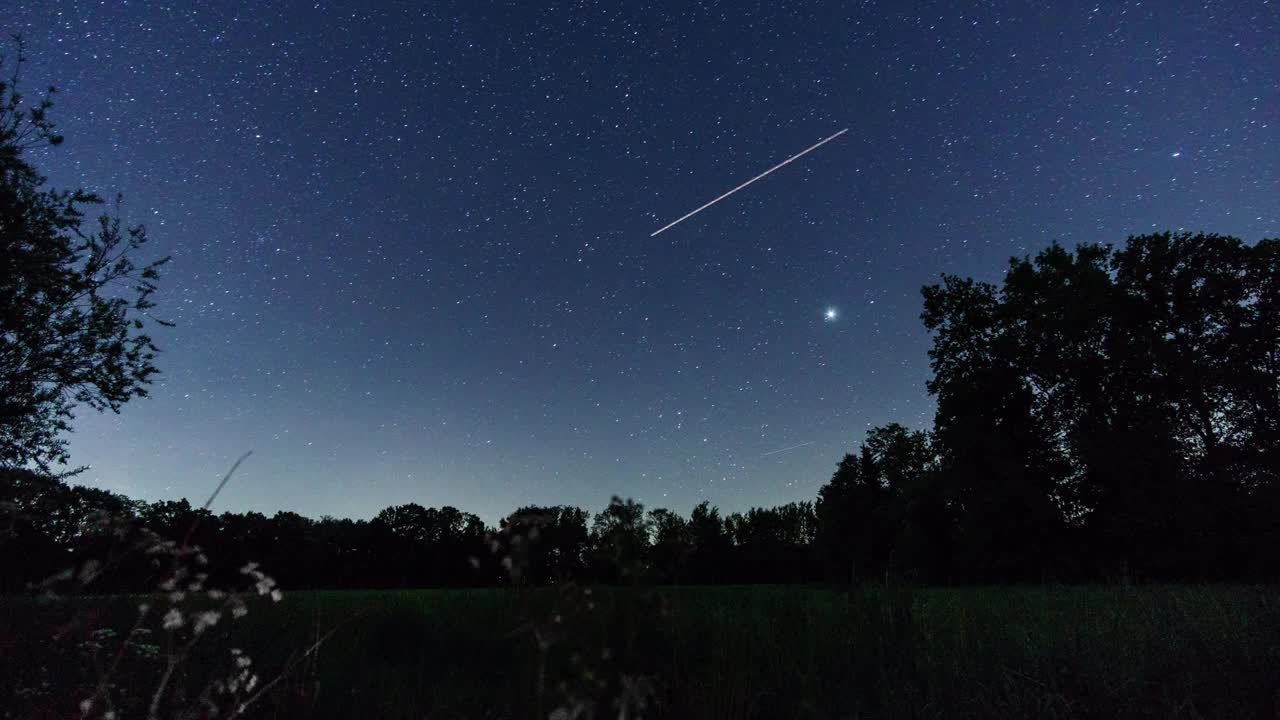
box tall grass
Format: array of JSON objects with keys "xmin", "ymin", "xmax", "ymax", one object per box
[{"xmin": 4, "ymin": 585, "xmax": 1278, "ymax": 718}]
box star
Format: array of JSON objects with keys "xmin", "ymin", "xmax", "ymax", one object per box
[{"xmin": 19, "ymin": 0, "xmax": 1270, "ymax": 527}]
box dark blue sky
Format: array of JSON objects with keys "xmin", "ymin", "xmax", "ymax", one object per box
[{"xmin": 11, "ymin": 0, "xmax": 1278, "ymax": 521}]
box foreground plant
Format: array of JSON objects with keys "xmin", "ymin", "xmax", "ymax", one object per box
[
  {"xmin": 1, "ymin": 36, "xmax": 172, "ymax": 474},
  {"xmin": 2, "ymin": 454, "xmax": 344, "ymax": 720},
  {"xmin": 487, "ymin": 504, "xmax": 661, "ymax": 720}
]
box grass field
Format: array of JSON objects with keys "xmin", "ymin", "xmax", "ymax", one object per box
[{"xmin": 5, "ymin": 585, "xmax": 1279, "ymax": 719}]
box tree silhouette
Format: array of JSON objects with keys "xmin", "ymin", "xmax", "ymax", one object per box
[
  {"xmin": 922, "ymin": 270, "xmax": 1072, "ymax": 581},
  {"xmin": 644, "ymin": 508, "xmax": 689, "ymax": 584},
  {"xmin": 816, "ymin": 446, "xmax": 891, "ymax": 584},
  {"xmin": 862, "ymin": 424, "xmax": 949, "ymax": 582},
  {"xmin": 923, "ymin": 233, "xmax": 1279, "ymax": 581},
  {"xmin": 591, "ymin": 497, "xmax": 651, "ymax": 583},
  {"xmin": 368, "ymin": 503, "xmax": 485, "ymax": 587},
  {"xmin": 502, "ymin": 505, "xmax": 591, "ymax": 584},
  {"xmin": 723, "ymin": 502, "xmax": 817, "ymax": 582},
  {"xmin": 685, "ymin": 501, "xmax": 731, "ymax": 584},
  {"xmin": 0, "ymin": 40, "xmax": 170, "ymax": 472}
]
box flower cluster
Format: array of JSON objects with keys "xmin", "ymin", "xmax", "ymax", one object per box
[
  {"xmin": 241, "ymin": 561, "xmax": 284, "ymax": 602},
  {"xmin": 64, "ymin": 527, "xmax": 285, "ymax": 718}
]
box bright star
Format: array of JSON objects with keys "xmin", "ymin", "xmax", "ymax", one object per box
[{"xmin": 824, "ymin": 307, "xmax": 838, "ymax": 321}]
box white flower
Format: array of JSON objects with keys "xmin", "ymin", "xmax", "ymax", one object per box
[
  {"xmin": 162, "ymin": 608, "xmax": 184, "ymax": 630},
  {"xmin": 270, "ymin": 588, "xmax": 283, "ymax": 602},
  {"xmin": 193, "ymin": 610, "xmax": 221, "ymax": 634},
  {"xmin": 146, "ymin": 539, "xmax": 176, "ymax": 555},
  {"xmin": 79, "ymin": 698, "xmax": 93, "ymax": 716}
]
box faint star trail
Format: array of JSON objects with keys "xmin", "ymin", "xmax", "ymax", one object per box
[
  {"xmin": 761, "ymin": 440, "xmax": 817, "ymax": 457},
  {"xmin": 650, "ymin": 128, "xmax": 848, "ymax": 237}
]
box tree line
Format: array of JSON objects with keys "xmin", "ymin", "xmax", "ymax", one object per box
[
  {"xmin": 4, "ymin": 232, "xmax": 1279, "ymax": 590},
  {"xmin": 1, "ymin": 42, "xmax": 1277, "ymax": 590},
  {"xmin": 4, "ymin": 226, "xmax": 1280, "ymax": 591},
  {"xmin": 0, "ymin": 468, "xmax": 825, "ymax": 591}
]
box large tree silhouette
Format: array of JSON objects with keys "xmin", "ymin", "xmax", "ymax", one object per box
[
  {"xmin": 922, "ymin": 233, "xmax": 1279, "ymax": 581},
  {"xmin": 0, "ymin": 40, "xmax": 169, "ymax": 472}
]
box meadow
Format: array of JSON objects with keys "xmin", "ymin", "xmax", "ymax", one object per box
[{"xmin": 5, "ymin": 584, "xmax": 1278, "ymax": 719}]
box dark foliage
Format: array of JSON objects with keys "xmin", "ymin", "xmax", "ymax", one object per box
[
  {"xmin": 916, "ymin": 234, "xmax": 1280, "ymax": 583},
  {"xmin": 4, "ymin": 232, "xmax": 1277, "ymax": 591},
  {"xmin": 3, "ymin": 238, "xmax": 1275, "ymax": 593},
  {"xmin": 0, "ymin": 38, "xmax": 170, "ymax": 473},
  {"xmin": 0, "ymin": 467, "xmax": 825, "ymax": 591}
]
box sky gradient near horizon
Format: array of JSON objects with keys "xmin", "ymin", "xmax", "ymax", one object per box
[{"xmin": 8, "ymin": 0, "xmax": 1278, "ymax": 522}]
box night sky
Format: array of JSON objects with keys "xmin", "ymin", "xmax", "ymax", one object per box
[{"xmin": 10, "ymin": 0, "xmax": 1278, "ymax": 522}]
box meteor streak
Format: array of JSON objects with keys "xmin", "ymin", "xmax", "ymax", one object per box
[
  {"xmin": 761, "ymin": 440, "xmax": 816, "ymax": 457},
  {"xmin": 650, "ymin": 128, "xmax": 848, "ymax": 237}
]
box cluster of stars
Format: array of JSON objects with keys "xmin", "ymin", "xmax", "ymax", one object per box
[{"xmin": 9, "ymin": 0, "xmax": 1275, "ymax": 522}]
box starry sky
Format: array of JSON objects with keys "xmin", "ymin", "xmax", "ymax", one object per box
[{"xmin": 9, "ymin": 0, "xmax": 1278, "ymax": 522}]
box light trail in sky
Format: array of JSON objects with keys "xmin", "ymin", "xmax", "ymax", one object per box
[
  {"xmin": 760, "ymin": 440, "xmax": 817, "ymax": 457},
  {"xmin": 650, "ymin": 128, "xmax": 848, "ymax": 237}
]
